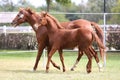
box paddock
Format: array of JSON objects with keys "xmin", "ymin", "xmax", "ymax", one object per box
[
  {"xmin": 0, "ymin": 50, "xmax": 120, "ymax": 80},
  {"xmin": 0, "ymin": 10, "xmax": 120, "ymax": 80}
]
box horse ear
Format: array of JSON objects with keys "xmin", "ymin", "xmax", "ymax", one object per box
[
  {"xmin": 19, "ymin": 7, "xmax": 24, "ymax": 11},
  {"xmin": 41, "ymin": 11, "xmax": 47, "ymax": 17}
]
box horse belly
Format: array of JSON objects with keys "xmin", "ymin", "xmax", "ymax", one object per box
[{"xmin": 61, "ymin": 41, "xmax": 78, "ymax": 49}]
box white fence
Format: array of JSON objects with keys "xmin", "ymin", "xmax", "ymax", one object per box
[
  {"xmin": 0, "ymin": 25, "xmax": 120, "ymax": 33},
  {"xmin": 0, "ymin": 26, "xmax": 34, "ymax": 33}
]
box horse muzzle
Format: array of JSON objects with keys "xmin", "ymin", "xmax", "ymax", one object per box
[{"xmin": 11, "ymin": 21, "xmax": 17, "ymax": 27}]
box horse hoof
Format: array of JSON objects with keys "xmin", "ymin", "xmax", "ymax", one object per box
[
  {"xmin": 70, "ymin": 68, "xmax": 74, "ymax": 71},
  {"xmin": 33, "ymin": 68, "xmax": 36, "ymax": 72},
  {"xmin": 32, "ymin": 69, "xmax": 36, "ymax": 72},
  {"xmin": 63, "ymin": 69, "xmax": 66, "ymax": 72},
  {"xmin": 46, "ymin": 70, "xmax": 49, "ymax": 73},
  {"xmin": 99, "ymin": 68, "xmax": 104, "ymax": 72},
  {"xmin": 87, "ymin": 70, "xmax": 91, "ymax": 73}
]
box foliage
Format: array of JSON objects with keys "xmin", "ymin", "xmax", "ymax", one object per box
[
  {"xmin": 107, "ymin": 26, "xmax": 120, "ymax": 50},
  {"xmin": 45, "ymin": 0, "xmax": 71, "ymax": 12},
  {"xmin": 110, "ymin": 0, "xmax": 120, "ymax": 24},
  {"xmin": 0, "ymin": 0, "xmax": 14, "ymax": 11},
  {"xmin": 52, "ymin": 13, "xmax": 69, "ymax": 22},
  {"xmin": 0, "ymin": 33, "xmax": 37, "ymax": 50}
]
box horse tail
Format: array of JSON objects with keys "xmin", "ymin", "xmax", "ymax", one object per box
[
  {"xmin": 91, "ymin": 22, "xmax": 104, "ymax": 43},
  {"xmin": 92, "ymin": 31, "xmax": 106, "ymax": 63}
]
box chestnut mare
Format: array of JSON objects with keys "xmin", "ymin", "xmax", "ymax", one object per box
[
  {"xmin": 11, "ymin": 8, "xmax": 105, "ymax": 73},
  {"xmin": 37, "ymin": 12, "xmax": 105, "ymax": 73}
]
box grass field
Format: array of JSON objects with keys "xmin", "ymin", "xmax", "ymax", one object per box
[{"xmin": 0, "ymin": 50, "xmax": 120, "ymax": 80}]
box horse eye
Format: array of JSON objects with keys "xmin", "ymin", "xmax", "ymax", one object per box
[{"xmin": 39, "ymin": 19, "xmax": 42, "ymax": 21}]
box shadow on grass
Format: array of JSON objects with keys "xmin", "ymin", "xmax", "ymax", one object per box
[
  {"xmin": 0, "ymin": 69, "xmax": 46, "ymax": 73},
  {"xmin": 0, "ymin": 69, "xmax": 88, "ymax": 74}
]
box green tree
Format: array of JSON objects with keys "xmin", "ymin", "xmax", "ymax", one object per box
[
  {"xmin": 110, "ymin": 0, "xmax": 120, "ymax": 24},
  {"xmin": 45, "ymin": 0, "xmax": 71, "ymax": 12},
  {"xmin": 0, "ymin": 0, "xmax": 14, "ymax": 11}
]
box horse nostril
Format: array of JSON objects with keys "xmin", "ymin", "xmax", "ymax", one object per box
[
  {"xmin": 11, "ymin": 22, "xmax": 13, "ymax": 25},
  {"xmin": 11, "ymin": 21, "xmax": 16, "ymax": 25}
]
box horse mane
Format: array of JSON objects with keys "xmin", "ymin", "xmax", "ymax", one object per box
[
  {"xmin": 25, "ymin": 8, "xmax": 35, "ymax": 14},
  {"xmin": 41, "ymin": 11, "xmax": 64, "ymax": 29},
  {"xmin": 47, "ymin": 13, "xmax": 64, "ymax": 29}
]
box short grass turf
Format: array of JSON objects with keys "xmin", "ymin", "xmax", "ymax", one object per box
[{"xmin": 0, "ymin": 50, "xmax": 120, "ymax": 80}]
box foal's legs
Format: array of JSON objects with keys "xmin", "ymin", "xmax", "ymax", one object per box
[
  {"xmin": 58, "ymin": 49, "xmax": 66, "ymax": 72},
  {"xmin": 46, "ymin": 47, "xmax": 57, "ymax": 73},
  {"xmin": 47, "ymin": 47, "xmax": 60, "ymax": 70},
  {"xmin": 70, "ymin": 51, "xmax": 83, "ymax": 71},
  {"xmin": 33, "ymin": 43, "xmax": 60, "ymax": 71}
]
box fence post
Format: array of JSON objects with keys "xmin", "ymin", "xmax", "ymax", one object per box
[
  {"xmin": 103, "ymin": 13, "xmax": 107, "ymax": 67},
  {"xmin": 3, "ymin": 25, "xmax": 7, "ymax": 36},
  {"xmin": 3, "ymin": 25, "xmax": 7, "ymax": 49},
  {"xmin": 43, "ymin": 49, "xmax": 47, "ymax": 68}
]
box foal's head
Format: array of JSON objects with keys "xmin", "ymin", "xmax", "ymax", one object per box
[
  {"xmin": 11, "ymin": 8, "xmax": 34, "ymax": 27},
  {"xmin": 38, "ymin": 11, "xmax": 64, "ymax": 29},
  {"xmin": 38, "ymin": 11, "xmax": 48, "ymax": 26}
]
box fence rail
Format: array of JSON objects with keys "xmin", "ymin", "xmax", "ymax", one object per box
[
  {"xmin": 0, "ymin": 12, "xmax": 120, "ymax": 51},
  {"xmin": 0, "ymin": 25, "xmax": 120, "ymax": 33},
  {"xmin": 0, "ymin": 26, "xmax": 34, "ymax": 33}
]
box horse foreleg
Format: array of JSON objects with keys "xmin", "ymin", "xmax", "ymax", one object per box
[
  {"xmin": 58, "ymin": 49, "xmax": 66, "ymax": 72},
  {"xmin": 84, "ymin": 49, "xmax": 92, "ymax": 73},
  {"xmin": 46, "ymin": 47, "xmax": 57, "ymax": 73},
  {"xmin": 47, "ymin": 47, "xmax": 60, "ymax": 70},
  {"xmin": 33, "ymin": 44, "xmax": 45, "ymax": 71},
  {"xmin": 71, "ymin": 51, "xmax": 83, "ymax": 71}
]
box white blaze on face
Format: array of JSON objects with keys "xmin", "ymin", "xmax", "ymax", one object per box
[{"xmin": 19, "ymin": 14, "xmax": 24, "ymax": 18}]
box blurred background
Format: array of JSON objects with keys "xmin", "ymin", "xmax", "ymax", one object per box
[{"xmin": 0, "ymin": 0, "xmax": 120, "ymax": 51}]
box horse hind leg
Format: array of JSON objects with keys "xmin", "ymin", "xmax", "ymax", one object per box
[
  {"xmin": 50, "ymin": 60, "xmax": 60, "ymax": 70},
  {"xmin": 89, "ymin": 47, "xmax": 103, "ymax": 72},
  {"xmin": 84, "ymin": 49, "xmax": 93, "ymax": 73},
  {"xmin": 71, "ymin": 51, "xmax": 83, "ymax": 71},
  {"xmin": 100, "ymin": 48, "xmax": 106, "ymax": 67}
]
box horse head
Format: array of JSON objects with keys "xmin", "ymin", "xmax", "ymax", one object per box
[
  {"xmin": 38, "ymin": 11, "xmax": 64, "ymax": 29},
  {"xmin": 11, "ymin": 7, "xmax": 34, "ymax": 27},
  {"xmin": 37, "ymin": 11, "xmax": 48, "ymax": 26}
]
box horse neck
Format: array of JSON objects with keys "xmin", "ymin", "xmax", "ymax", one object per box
[
  {"xmin": 47, "ymin": 14, "xmax": 64, "ymax": 29},
  {"xmin": 26, "ymin": 13, "xmax": 39, "ymax": 32},
  {"xmin": 46, "ymin": 17, "xmax": 59, "ymax": 33}
]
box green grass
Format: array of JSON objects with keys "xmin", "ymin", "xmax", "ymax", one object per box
[{"xmin": 0, "ymin": 50, "xmax": 120, "ymax": 80}]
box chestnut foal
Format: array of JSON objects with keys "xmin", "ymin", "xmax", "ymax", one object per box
[{"xmin": 37, "ymin": 12, "xmax": 105, "ymax": 73}]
